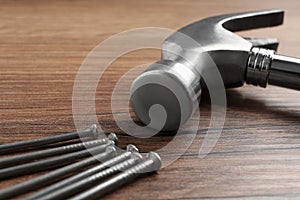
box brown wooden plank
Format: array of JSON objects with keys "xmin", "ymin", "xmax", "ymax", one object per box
[{"xmin": 0, "ymin": 0, "xmax": 300, "ymax": 199}]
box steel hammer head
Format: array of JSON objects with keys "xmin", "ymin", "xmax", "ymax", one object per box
[{"xmin": 130, "ymin": 10, "xmax": 284, "ymax": 131}]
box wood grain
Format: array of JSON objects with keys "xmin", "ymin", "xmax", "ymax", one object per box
[{"xmin": 0, "ymin": 0, "xmax": 300, "ymax": 199}]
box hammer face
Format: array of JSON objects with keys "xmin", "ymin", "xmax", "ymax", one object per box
[{"xmin": 130, "ymin": 60, "xmax": 199, "ymax": 131}]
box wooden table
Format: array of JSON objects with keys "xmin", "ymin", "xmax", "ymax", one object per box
[{"xmin": 1, "ymin": 0, "xmax": 300, "ymax": 199}]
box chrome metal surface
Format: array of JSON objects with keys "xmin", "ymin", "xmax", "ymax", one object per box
[
  {"xmin": 71, "ymin": 152, "xmax": 162, "ymax": 200},
  {"xmin": 269, "ymin": 54, "xmax": 300, "ymax": 90},
  {"xmin": 0, "ymin": 146, "xmax": 117, "ymax": 199},
  {"xmin": 246, "ymin": 47, "xmax": 275, "ymax": 87},
  {"xmin": 246, "ymin": 47, "xmax": 300, "ymax": 90},
  {"xmin": 0, "ymin": 124, "xmax": 99, "ymax": 154},
  {"xmin": 25, "ymin": 144, "xmax": 139, "ymax": 200},
  {"xmin": 0, "ymin": 140, "xmax": 114, "ymax": 180},
  {"xmin": 130, "ymin": 10, "xmax": 284, "ymax": 131},
  {"xmin": 36, "ymin": 152, "xmax": 143, "ymax": 200},
  {"xmin": 0, "ymin": 134, "xmax": 116, "ymax": 169}
]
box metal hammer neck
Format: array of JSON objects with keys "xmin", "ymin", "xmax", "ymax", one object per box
[{"xmin": 245, "ymin": 47, "xmax": 275, "ymax": 88}]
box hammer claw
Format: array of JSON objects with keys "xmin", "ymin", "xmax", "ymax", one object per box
[{"xmin": 221, "ymin": 9, "xmax": 284, "ymax": 32}]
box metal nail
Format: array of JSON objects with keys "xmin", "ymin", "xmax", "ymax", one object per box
[
  {"xmin": 0, "ymin": 140, "xmax": 114, "ymax": 180},
  {"xmin": 25, "ymin": 144, "xmax": 138, "ymax": 200},
  {"xmin": 34, "ymin": 151, "xmax": 143, "ymax": 200},
  {"xmin": 0, "ymin": 124, "xmax": 99, "ymax": 154},
  {"xmin": 0, "ymin": 146, "xmax": 117, "ymax": 200},
  {"xmin": 107, "ymin": 132, "xmax": 118, "ymax": 146},
  {"xmin": 71, "ymin": 152, "xmax": 162, "ymax": 200},
  {"xmin": 0, "ymin": 134, "xmax": 116, "ymax": 169}
]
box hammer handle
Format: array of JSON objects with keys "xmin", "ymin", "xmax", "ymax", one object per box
[
  {"xmin": 246, "ymin": 47, "xmax": 300, "ymax": 90},
  {"xmin": 269, "ymin": 54, "xmax": 300, "ymax": 90}
]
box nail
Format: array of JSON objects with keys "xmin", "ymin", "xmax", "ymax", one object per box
[
  {"xmin": 0, "ymin": 140, "xmax": 114, "ymax": 180},
  {"xmin": 107, "ymin": 132, "xmax": 118, "ymax": 146},
  {"xmin": 0, "ymin": 146, "xmax": 117, "ymax": 200},
  {"xmin": 0, "ymin": 124, "xmax": 99, "ymax": 154},
  {"xmin": 25, "ymin": 144, "xmax": 138, "ymax": 200},
  {"xmin": 0, "ymin": 134, "xmax": 116, "ymax": 169},
  {"xmin": 34, "ymin": 151, "xmax": 143, "ymax": 200},
  {"xmin": 71, "ymin": 152, "xmax": 162, "ymax": 200}
]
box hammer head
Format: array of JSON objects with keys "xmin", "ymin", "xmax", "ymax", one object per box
[{"xmin": 130, "ymin": 10, "xmax": 284, "ymax": 131}]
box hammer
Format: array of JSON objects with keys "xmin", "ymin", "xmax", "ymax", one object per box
[{"xmin": 130, "ymin": 10, "xmax": 300, "ymax": 131}]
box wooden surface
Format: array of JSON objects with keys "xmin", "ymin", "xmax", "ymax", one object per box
[{"xmin": 1, "ymin": 0, "xmax": 300, "ymax": 199}]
